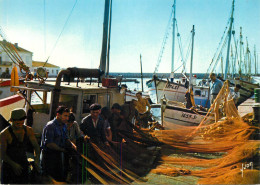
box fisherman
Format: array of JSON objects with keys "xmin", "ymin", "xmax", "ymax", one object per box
[
  {"xmin": 108, "ymin": 103, "xmax": 122, "ymax": 142},
  {"xmin": 0, "ymin": 108, "xmax": 40, "ymax": 184},
  {"xmin": 100, "ymin": 107, "xmax": 113, "ymax": 141},
  {"xmin": 229, "ymin": 84, "xmax": 241, "ymax": 108},
  {"xmin": 66, "ymin": 112, "xmax": 82, "ymax": 145},
  {"xmin": 80, "ymin": 103, "xmax": 109, "ymax": 146},
  {"xmin": 209, "ymin": 73, "xmax": 223, "ymax": 104},
  {"xmin": 209, "ymin": 73, "xmax": 223, "ymax": 122},
  {"xmin": 133, "ymin": 91, "xmax": 152, "ymax": 128},
  {"xmin": 41, "ymin": 105, "xmax": 76, "ymax": 182}
]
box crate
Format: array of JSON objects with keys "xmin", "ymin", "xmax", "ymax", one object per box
[{"xmin": 102, "ymin": 78, "xmax": 118, "ymax": 87}]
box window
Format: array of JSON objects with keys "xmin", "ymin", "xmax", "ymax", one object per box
[
  {"xmin": 56, "ymin": 70, "xmax": 59, "ymax": 74},
  {"xmin": 82, "ymin": 94, "xmax": 97, "ymax": 113},
  {"xmin": 195, "ymin": 90, "xmax": 201, "ymax": 96},
  {"xmin": 52, "ymin": 69, "xmax": 54, "ymax": 74},
  {"xmin": 59, "ymin": 94, "xmax": 78, "ymax": 113}
]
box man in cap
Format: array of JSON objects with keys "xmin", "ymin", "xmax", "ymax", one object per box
[
  {"xmin": 41, "ymin": 105, "xmax": 76, "ymax": 181},
  {"xmin": 0, "ymin": 108, "xmax": 40, "ymax": 184},
  {"xmin": 80, "ymin": 103, "xmax": 108, "ymax": 145}
]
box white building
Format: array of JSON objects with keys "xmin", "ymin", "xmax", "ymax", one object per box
[
  {"xmin": 0, "ymin": 40, "xmax": 33, "ymax": 77},
  {"xmin": 32, "ymin": 61, "xmax": 60, "ymax": 77}
]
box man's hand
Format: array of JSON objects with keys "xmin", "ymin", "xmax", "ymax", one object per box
[
  {"xmin": 84, "ymin": 135, "xmax": 90, "ymax": 142},
  {"xmin": 11, "ymin": 162, "xmax": 23, "ymax": 176},
  {"xmin": 104, "ymin": 141, "xmax": 110, "ymax": 147}
]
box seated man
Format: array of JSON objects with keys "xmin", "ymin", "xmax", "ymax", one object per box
[
  {"xmin": 133, "ymin": 91, "xmax": 152, "ymax": 128},
  {"xmin": 1, "ymin": 108, "xmax": 40, "ymax": 184},
  {"xmin": 229, "ymin": 84, "xmax": 241, "ymax": 108}
]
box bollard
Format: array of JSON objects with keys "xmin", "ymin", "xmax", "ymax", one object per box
[{"xmin": 254, "ymin": 88, "xmax": 260, "ymax": 103}]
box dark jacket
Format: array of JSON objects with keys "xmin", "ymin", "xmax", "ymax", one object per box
[{"xmin": 80, "ymin": 115, "xmax": 107, "ymax": 143}]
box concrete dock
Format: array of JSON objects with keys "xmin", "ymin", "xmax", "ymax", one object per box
[{"xmin": 238, "ymin": 97, "xmax": 256, "ymax": 117}]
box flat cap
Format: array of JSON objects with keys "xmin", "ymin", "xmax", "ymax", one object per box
[{"xmin": 10, "ymin": 108, "xmax": 26, "ymax": 121}]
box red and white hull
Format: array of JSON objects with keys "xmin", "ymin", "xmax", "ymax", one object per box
[{"xmin": 0, "ymin": 94, "xmax": 25, "ymax": 120}]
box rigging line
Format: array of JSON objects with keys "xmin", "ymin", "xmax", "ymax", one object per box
[
  {"xmin": 0, "ymin": 42, "xmax": 19, "ymax": 65},
  {"xmin": 0, "ymin": 42, "xmax": 21, "ymax": 66},
  {"xmin": 0, "ymin": 26, "xmax": 9, "ymax": 41},
  {"xmin": 211, "ymin": 35, "xmax": 229, "ymax": 74},
  {"xmin": 204, "ymin": 32, "xmax": 229, "ymax": 79},
  {"xmin": 206, "ymin": 19, "xmax": 231, "ymax": 74},
  {"xmin": 154, "ymin": 5, "xmax": 174, "ymax": 74},
  {"xmin": 232, "ymin": 32, "xmax": 238, "ymax": 74},
  {"xmin": 43, "ymin": 0, "xmax": 46, "ymax": 58},
  {"xmin": 43, "ymin": 0, "xmax": 78, "ymax": 67},
  {"xmin": 181, "ymin": 33, "xmax": 192, "ymax": 74},
  {"xmin": 175, "ymin": 22, "xmax": 184, "ymax": 63},
  {"xmin": 180, "ymin": 30, "xmax": 192, "ymax": 74}
]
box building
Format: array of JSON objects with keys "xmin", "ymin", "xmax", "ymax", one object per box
[
  {"xmin": 0, "ymin": 40, "xmax": 33, "ymax": 77},
  {"xmin": 32, "ymin": 61, "xmax": 60, "ymax": 77}
]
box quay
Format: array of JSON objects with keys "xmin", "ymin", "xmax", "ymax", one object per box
[{"xmin": 238, "ymin": 97, "xmax": 255, "ymax": 117}]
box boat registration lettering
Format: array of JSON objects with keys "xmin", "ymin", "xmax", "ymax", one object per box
[
  {"xmin": 181, "ymin": 112, "xmax": 197, "ymax": 119},
  {"xmin": 166, "ymin": 84, "xmax": 179, "ymax": 90}
]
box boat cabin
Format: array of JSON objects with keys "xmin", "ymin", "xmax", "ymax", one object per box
[{"xmin": 16, "ymin": 68, "xmax": 125, "ymax": 136}]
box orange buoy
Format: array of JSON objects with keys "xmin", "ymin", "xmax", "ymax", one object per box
[{"xmin": 10, "ymin": 66, "xmax": 19, "ymax": 92}]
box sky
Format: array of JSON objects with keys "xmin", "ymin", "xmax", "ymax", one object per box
[{"xmin": 0, "ymin": 0, "xmax": 259, "ymax": 74}]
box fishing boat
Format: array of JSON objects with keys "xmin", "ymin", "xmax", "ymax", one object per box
[
  {"xmin": 146, "ymin": 0, "xmax": 210, "ymax": 108},
  {"xmin": 14, "ymin": 68, "xmax": 124, "ymax": 135},
  {"xmin": 160, "ymin": 25, "xmax": 214, "ymax": 129}
]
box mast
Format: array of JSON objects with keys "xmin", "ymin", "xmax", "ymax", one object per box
[
  {"xmin": 99, "ymin": 0, "xmax": 111, "ymax": 79},
  {"xmin": 170, "ymin": 0, "xmax": 176, "ymax": 82},
  {"xmin": 189, "ymin": 25, "xmax": 195, "ymax": 91},
  {"xmin": 246, "ymin": 37, "xmax": 251, "ymax": 76},
  {"xmin": 239, "ymin": 27, "xmax": 243, "ymax": 76},
  {"xmin": 254, "ymin": 45, "xmax": 257, "ymax": 75},
  {"xmin": 224, "ymin": 0, "xmax": 235, "ymax": 79},
  {"xmin": 140, "ymin": 54, "xmax": 144, "ymax": 92},
  {"xmin": 106, "ymin": 0, "xmax": 113, "ymax": 77}
]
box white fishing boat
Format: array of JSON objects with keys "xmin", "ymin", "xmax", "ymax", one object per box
[
  {"xmin": 161, "ymin": 100, "xmax": 214, "ymax": 129},
  {"xmin": 160, "ymin": 25, "xmax": 215, "ymax": 129},
  {"xmin": 147, "ymin": 0, "xmax": 210, "ymax": 107}
]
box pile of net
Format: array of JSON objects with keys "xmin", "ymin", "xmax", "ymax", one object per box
[
  {"xmin": 150, "ymin": 81, "xmax": 260, "ymax": 184},
  {"xmin": 64, "ymin": 104, "xmax": 163, "ymax": 184}
]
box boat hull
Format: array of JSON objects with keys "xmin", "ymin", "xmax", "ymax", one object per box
[
  {"xmin": 147, "ymin": 79, "xmax": 187, "ymax": 104},
  {"xmin": 162, "ymin": 104, "xmax": 214, "ymax": 130},
  {"xmin": 0, "ymin": 94, "xmax": 25, "ymax": 120}
]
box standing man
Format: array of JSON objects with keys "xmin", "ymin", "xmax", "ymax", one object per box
[
  {"xmin": 133, "ymin": 91, "xmax": 151, "ymax": 128},
  {"xmin": 209, "ymin": 73, "xmax": 223, "ymax": 104},
  {"xmin": 108, "ymin": 103, "xmax": 122, "ymax": 142},
  {"xmin": 209, "ymin": 73, "xmax": 223, "ymax": 122},
  {"xmin": 80, "ymin": 103, "xmax": 109, "ymax": 145},
  {"xmin": 41, "ymin": 105, "xmax": 76, "ymax": 181},
  {"xmin": 1, "ymin": 108, "xmax": 40, "ymax": 184}
]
